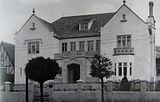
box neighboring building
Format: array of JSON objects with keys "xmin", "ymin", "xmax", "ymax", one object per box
[
  {"xmin": 156, "ymin": 46, "xmax": 160, "ymax": 78},
  {"xmin": 15, "ymin": 1, "xmax": 156, "ymax": 84},
  {"xmin": 0, "ymin": 41, "xmax": 15, "ymax": 83}
]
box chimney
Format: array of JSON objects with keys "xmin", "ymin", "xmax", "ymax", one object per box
[{"xmin": 149, "ymin": 1, "xmax": 154, "ymax": 17}]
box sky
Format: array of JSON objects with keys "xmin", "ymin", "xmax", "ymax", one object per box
[{"xmin": 0, "ymin": 0, "xmax": 160, "ymax": 45}]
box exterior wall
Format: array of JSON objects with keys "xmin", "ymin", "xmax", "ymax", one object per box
[
  {"xmin": 101, "ymin": 5, "xmax": 155, "ymax": 81},
  {"xmin": 112, "ymin": 55, "xmax": 135, "ymax": 81},
  {"xmin": 58, "ymin": 37, "xmax": 100, "ymax": 83},
  {"xmin": 14, "ymin": 4, "xmax": 156, "ymax": 84},
  {"xmin": 15, "ymin": 15, "xmax": 60, "ymax": 84},
  {"xmin": 60, "ymin": 37, "xmax": 100, "ymax": 52}
]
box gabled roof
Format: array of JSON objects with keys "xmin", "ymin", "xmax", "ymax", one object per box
[
  {"xmin": 0, "ymin": 41, "xmax": 15, "ymax": 65},
  {"xmin": 51, "ymin": 12, "xmax": 115, "ymax": 39},
  {"xmin": 35, "ymin": 15, "xmax": 58, "ymax": 33},
  {"xmin": 17, "ymin": 14, "xmax": 57, "ymax": 34}
]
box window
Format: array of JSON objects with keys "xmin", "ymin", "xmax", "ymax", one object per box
[
  {"xmin": 96, "ymin": 40, "xmax": 100, "ymax": 51},
  {"xmin": 28, "ymin": 41, "xmax": 39, "ymax": 54},
  {"xmin": 118, "ymin": 62, "xmax": 122, "ymax": 76},
  {"xmin": 70, "ymin": 42, "xmax": 76, "ymax": 51},
  {"xmin": 157, "ymin": 69, "xmax": 160, "ymax": 76},
  {"xmin": 87, "ymin": 40, "xmax": 94, "ymax": 51},
  {"xmin": 30, "ymin": 22, "xmax": 36, "ymax": 30},
  {"xmin": 79, "ymin": 41, "xmax": 85, "ymax": 51},
  {"xmin": 120, "ymin": 14, "xmax": 127, "ymax": 22},
  {"xmin": 122, "ymin": 14, "xmax": 126, "ymax": 20},
  {"xmin": 130, "ymin": 62, "xmax": 132, "ymax": 76},
  {"xmin": 80, "ymin": 23, "xmax": 88, "ymax": 30},
  {"xmin": 20, "ymin": 68, "xmax": 22, "ymax": 76},
  {"xmin": 115, "ymin": 63, "xmax": 116, "ymax": 76},
  {"xmin": 123, "ymin": 62, "xmax": 127, "ymax": 76},
  {"xmin": 62, "ymin": 43, "xmax": 67, "ymax": 52},
  {"xmin": 117, "ymin": 35, "xmax": 131, "ymax": 48}
]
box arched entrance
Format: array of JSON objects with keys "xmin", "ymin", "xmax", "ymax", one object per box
[{"xmin": 67, "ymin": 63, "xmax": 80, "ymax": 83}]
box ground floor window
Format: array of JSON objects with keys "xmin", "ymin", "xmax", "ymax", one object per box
[{"xmin": 116, "ymin": 62, "xmax": 133, "ymax": 77}]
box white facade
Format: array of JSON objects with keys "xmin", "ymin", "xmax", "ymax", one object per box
[
  {"xmin": 15, "ymin": 15, "xmax": 60, "ymax": 84},
  {"xmin": 15, "ymin": 2, "xmax": 156, "ymax": 84},
  {"xmin": 101, "ymin": 4, "xmax": 156, "ymax": 81}
]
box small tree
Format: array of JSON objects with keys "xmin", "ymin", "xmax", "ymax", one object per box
[
  {"xmin": 25, "ymin": 57, "xmax": 60, "ymax": 102},
  {"xmin": 90, "ymin": 55, "xmax": 113, "ymax": 102}
]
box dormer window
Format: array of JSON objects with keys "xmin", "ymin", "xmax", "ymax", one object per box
[
  {"xmin": 79, "ymin": 22, "xmax": 88, "ymax": 30},
  {"xmin": 120, "ymin": 14, "xmax": 127, "ymax": 22}
]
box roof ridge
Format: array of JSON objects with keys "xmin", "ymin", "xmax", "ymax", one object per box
[
  {"xmin": 61, "ymin": 12, "xmax": 116, "ymax": 18},
  {"xmin": 34, "ymin": 15, "xmax": 59, "ymax": 34}
]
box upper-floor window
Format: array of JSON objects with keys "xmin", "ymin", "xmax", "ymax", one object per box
[
  {"xmin": 79, "ymin": 23, "xmax": 88, "ymax": 30},
  {"xmin": 79, "ymin": 41, "xmax": 85, "ymax": 51},
  {"xmin": 117, "ymin": 35, "xmax": 131, "ymax": 48},
  {"xmin": 96, "ymin": 40, "xmax": 100, "ymax": 51},
  {"xmin": 87, "ymin": 40, "xmax": 94, "ymax": 51},
  {"xmin": 28, "ymin": 41, "xmax": 39, "ymax": 54},
  {"xmin": 62, "ymin": 42, "xmax": 67, "ymax": 52},
  {"xmin": 70, "ymin": 42, "xmax": 76, "ymax": 51}
]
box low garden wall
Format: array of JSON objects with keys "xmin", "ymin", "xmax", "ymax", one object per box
[{"xmin": 1, "ymin": 81, "xmax": 160, "ymax": 102}]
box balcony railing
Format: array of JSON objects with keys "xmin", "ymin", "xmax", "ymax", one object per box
[
  {"xmin": 54, "ymin": 51, "xmax": 99, "ymax": 60},
  {"xmin": 113, "ymin": 47, "xmax": 134, "ymax": 55}
]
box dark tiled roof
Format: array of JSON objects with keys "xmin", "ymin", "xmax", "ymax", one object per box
[
  {"xmin": 1, "ymin": 41, "xmax": 15, "ymax": 65},
  {"xmin": 51, "ymin": 12, "xmax": 115, "ymax": 39},
  {"xmin": 35, "ymin": 15, "xmax": 58, "ymax": 33}
]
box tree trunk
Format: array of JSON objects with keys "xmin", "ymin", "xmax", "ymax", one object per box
[
  {"xmin": 101, "ymin": 78, "xmax": 104, "ymax": 102},
  {"xmin": 26, "ymin": 75, "xmax": 28, "ymax": 102},
  {"xmin": 40, "ymin": 83, "xmax": 43, "ymax": 102}
]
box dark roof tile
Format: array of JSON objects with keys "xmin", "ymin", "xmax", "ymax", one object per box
[
  {"xmin": 1, "ymin": 41, "xmax": 15, "ymax": 64},
  {"xmin": 52, "ymin": 12, "xmax": 115, "ymax": 38}
]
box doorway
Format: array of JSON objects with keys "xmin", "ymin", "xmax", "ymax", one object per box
[{"xmin": 67, "ymin": 63, "xmax": 80, "ymax": 83}]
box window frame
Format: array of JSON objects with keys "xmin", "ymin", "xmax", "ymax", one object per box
[
  {"xmin": 70, "ymin": 42, "xmax": 76, "ymax": 51},
  {"xmin": 118, "ymin": 62, "xmax": 122, "ymax": 76},
  {"xmin": 130, "ymin": 62, "xmax": 132, "ymax": 76},
  {"xmin": 62, "ymin": 42, "xmax": 67, "ymax": 52},
  {"xmin": 87, "ymin": 40, "xmax": 94, "ymax": 51},
  {"xmin": 123, "ymin": 62, "xmax": 127, "ymax": 76},
  {"xmin": 117, "ymin": 35, "xmax": 131, "ymax": 48},
  {"xmin": 79, "ymin": 41, "xmax": 85, "ymax": 51},
  {"xmin": 96, "ymin": 40, "xmax": 100, "ymax": 51},
  {"xmin": 79, "ymin": 22, "xmax": 89, "ymax": 30},
  {"xmin": 27, "ymin": 41, "xmax": 40, "ymax": 54}
]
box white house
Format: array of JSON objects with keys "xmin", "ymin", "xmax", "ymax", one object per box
[{"xmin": 14, "ymin": 1, "xmax": 156, "ymax": 84}]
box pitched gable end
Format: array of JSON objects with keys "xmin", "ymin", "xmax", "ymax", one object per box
[{"xmin": 16, "ymin": 14, "xmax": 56, "ymax": 35}]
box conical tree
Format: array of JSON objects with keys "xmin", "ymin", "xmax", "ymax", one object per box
[
  {"xmin": 25, "ymin": 57, "xmax": 60, "ymax": 102},
  {"xmin": 90, "ymin": 54, "xmax": 113, "ymax": 102}
]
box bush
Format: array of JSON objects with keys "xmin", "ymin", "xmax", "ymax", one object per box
[{"xmin": 119, "ymin": 76, "xmax": 130, "ymax": 91}]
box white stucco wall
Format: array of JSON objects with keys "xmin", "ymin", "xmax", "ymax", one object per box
[
  {"xmin": 101, "ymin": 5, "xmax": 155, "ymax": 81},
  {"xmin": 15, "ymin": 15, "xmax": 60, "ymax": 84},
  {"xmin": 60, "ymin": 37, "xmax": 100, "ymax": 52}
]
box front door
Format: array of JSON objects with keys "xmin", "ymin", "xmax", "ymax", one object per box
[{"xmin": 67, "ymin": 63, "xmax": 80, "ymax": 83}]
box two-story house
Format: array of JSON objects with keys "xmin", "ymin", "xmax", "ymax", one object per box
[{"xmin": 14, "ymin": 1, "xmax": 156, "ymax": 84}]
